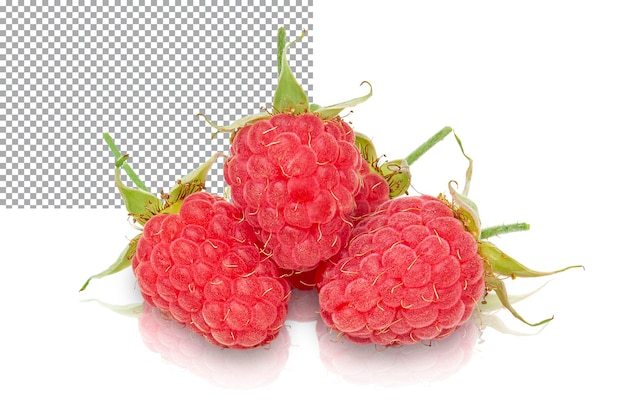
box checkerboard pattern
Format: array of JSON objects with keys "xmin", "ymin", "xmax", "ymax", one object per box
[{"xmin": 0, "ymin": 1, "xmax": 313, "ymax": 208}]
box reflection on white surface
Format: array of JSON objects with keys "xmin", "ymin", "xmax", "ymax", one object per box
[
  {"xmin": 290, "ymin": 289, "xmax": 480, "ymax": 386},
  {"xmin": 138, "ymin": 303, "xmax": 291, "ymax": 389},
  {"xmin": 317, "ymin": 318, "xmax": 480, "ymax": 387},
  {"xmin": 137, "ymin": 288, "xmax": 481, "ymax": 389}
]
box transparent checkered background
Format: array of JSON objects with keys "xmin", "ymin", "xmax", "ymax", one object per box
[{"xmin": 0, "ymin": 1, "xmax": 313, "ymax": 208}]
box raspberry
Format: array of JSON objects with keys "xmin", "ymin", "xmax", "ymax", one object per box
[
  {"xmin": 201, "ymin": 29, "xmax": 373, "ymax": 274},
  {"xmin": 353, "ymin": 156, "xmax": 391, "ymax": 219},
  {"xmin": 317, "ymin": 195, "xmax": 485, "ymax": 346},
  {"xmin": 224, "ymin": 112, "xmax": 362, "ymax": 272},
  {"xmin": 275, "ymin": 157, "xmax": 390, "ymax": 290},
  {"xmin": 132, "ymin": 192, "xmax": 291, "ymax": 349}
]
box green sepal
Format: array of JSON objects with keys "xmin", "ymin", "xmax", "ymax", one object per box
[
  {"xmin": 115, "ymin": 156, "xmax": 161, "ymax": 226},
  {"xmin": 453, "ymin": 131, "xmax": 473, "ymax": 196},
  {"xmin": 479, "ymin": 278, "xmax": 553, "ymax": 313},
  {"xmin": 196, "ymin": 112, "xmax": 270, "ymax": 139},
  {"xmin": 479, "ymin": 240, "xmax": 584, "ymax": 278},
  {"xmin": 79, "ymin": 233, "xmax": 141, "ymax": 292},
  {"xmin": 484, "ymin": 272, "xmax": 554, "ymax": 327},
  {"xmin": 354, "ymin": 132, "xmax": 379, "ymax": 168},
  {"xmin": 354, "ymin": 131, "xmax": 412, "ymax": 197},
  {"xmin": 448, "ymin": 180, "xmax": 481, "ymax": 239},
  {"xmin": 379, "ymin": 159, "xmax": 411, "ymax": 197},
  {"xmin": 273, "ymin": 28, "xmax": 309, "ymax": 114},
  {"xmin": 313, "ymin": 81, "xmax": 373, "ymax": 119},
  {"xmin": 160, "ymin": 152, "xmax": 223, "ymax": 214}
]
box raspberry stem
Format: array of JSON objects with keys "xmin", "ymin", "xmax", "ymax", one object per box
[
  {"xmin": 273, "ymin": 28, "xmax": 308, "ymax": 114},
  {"xmin": 404, "ymin": 126, "xmax": 453, "ymax": 166},
  {"xmin": 103, "ymin": 133, "xmax": 149, "ymax": 192},
  {"xmin": 480, "ymin": 222, "xmax": 531, "ymax": 239}
]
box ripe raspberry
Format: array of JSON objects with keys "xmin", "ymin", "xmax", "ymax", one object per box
[
  {"xmin": 353, "ymin": 156, "xmax": 391, "ymax": 219},
  {"xmin": 224, "ymin": 112, "xmax": 362, "ymax": 272},
  {"xmin": 275, "ymin": 156, "xmax": 391, "ymax": 291},
  {"xmin": 317, "ymin": 195, "xmax": 485, "ymax": 346},
  {"xmin": 132, "ymin": 192, "xmax": 291, "ymax": 349},
  {"xmin": 200, "ymin": 29, "xmax": 373, "ymax": 274}
]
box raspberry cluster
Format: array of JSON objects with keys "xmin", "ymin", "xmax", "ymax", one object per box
[{"xmin": 86, "ymin": 27, "xmax": 579, "ymax": 353}]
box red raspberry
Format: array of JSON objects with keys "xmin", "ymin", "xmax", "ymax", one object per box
[
  {"xmin": 353, "ymin": 157, "xmax": 391, "ymax": 219},
  {"xmin": 280, "ymin": 159, "xmax": 391, "ymax": 291},
  {"xmin": 317, "ymin": 195, "xmax": 485, "ymax": 346},
  {"xmin": 132, "ymin": 192, "xmax": 291, "ymax": 349},
  {"xmin": 224, "ymin": 112, "xmax": 362, "ymax": 272}
]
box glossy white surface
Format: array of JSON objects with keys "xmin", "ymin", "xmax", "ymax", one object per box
[{"xmin": 2, "ymin": 1, "xmax": 624, "ymax": 415}]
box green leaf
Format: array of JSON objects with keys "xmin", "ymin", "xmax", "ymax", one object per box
[
  {"xmin": 314, "ymin": 81, "xmax": 373, "ymax": 119},
  {"xmin": 479, "ymin": 240, "xmax": 584, "ymax": 278},
  {"xmin": 79, "ymin": 234, "xmax": 141, "ymax": 292},
  {"xmin": 273, "ymin": 28, "xmax": 309, "ymax": 114}
]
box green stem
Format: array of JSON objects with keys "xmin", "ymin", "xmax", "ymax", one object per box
[
  {"xmin": 103, "ymin": 133, "xmax": 149, "ymax": 192},
  {"xmin": 405, "ymin": 126, "xmax": 453, "ymax": 166},
  {"xmin": 480, "ymin": 222, "xmax": 531, "ymax": 240},
  {"xmin": 277, "ymin": 26, "xmax": 286, "ymax": 75}
]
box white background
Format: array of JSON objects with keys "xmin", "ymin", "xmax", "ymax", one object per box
[{"xmin": 2, "ymin": 1, "xmax": 624, "ymax": 415}]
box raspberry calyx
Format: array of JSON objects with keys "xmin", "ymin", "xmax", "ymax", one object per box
[
  {"xmin": 196, "ymin": 27, "xmax": 373, "ymax": 138},
  {"xmin": 79, "ymin": 133, "xmax": 222, "ymax": 291}
]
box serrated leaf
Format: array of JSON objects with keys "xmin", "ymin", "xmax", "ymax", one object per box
[{"xmin": 79, "ymin": 233, "xmax": 141, "ymax": 292}]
